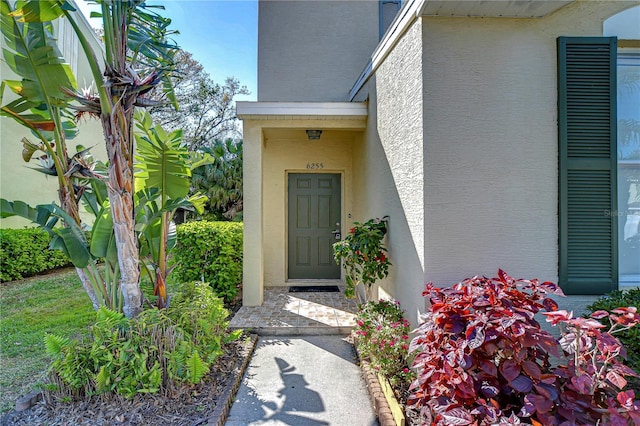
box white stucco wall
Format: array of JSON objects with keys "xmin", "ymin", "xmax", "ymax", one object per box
[
  {"xmin": 257, "ymin": 0, "xmax": 379, "ymax": 102},
  {"xmin": 421, "ymin": 1, "xmax": 636, "ymax": 287},
  {"xmin": 261, "ymin": 128, "xmax": 355, "ymax": 286}
]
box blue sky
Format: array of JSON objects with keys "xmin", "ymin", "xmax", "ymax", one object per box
[{"xmin": 77, "ymin": 0, "xmax": 258, "ymax": 101}]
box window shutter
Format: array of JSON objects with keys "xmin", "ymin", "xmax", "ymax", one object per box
[{"xmin": 558, "ymin": 37, "xmax": 617, "ymax": 295}]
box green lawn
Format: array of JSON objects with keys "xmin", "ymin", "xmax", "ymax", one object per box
[{"xmin": 0, "ymin": 269, "xmax": 95, "ymax": 413}]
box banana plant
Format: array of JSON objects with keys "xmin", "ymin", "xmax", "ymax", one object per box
[
  {"xmin": 0, "ymin": 197, "xmax": 114, "ymax": 310},
  {"xmin": 0, "ymin": 0, "xmax": 108, "ymax": 306},
  {"xmin": 2, "ymin": 0, "xmax": 178, "ymax": 318},
  {"xmin": 134, "ymin": 111, "xmax": 209, "ymax": 308}
]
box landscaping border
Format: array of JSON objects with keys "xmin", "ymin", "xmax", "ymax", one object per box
[
  {"xmin": 206, "ymin": 333, "xmax": 258, "ymax": 426},
  {"xmin": 360, "ymin": 358, "xmax": 398, "ymax": 426},
  {"xmin": 4, "ymin": 333, "xmax": 259, "ymax": 425},
  {"xmin": 354, "ymin": 338, "xmax": 404, "ymax": 426}
]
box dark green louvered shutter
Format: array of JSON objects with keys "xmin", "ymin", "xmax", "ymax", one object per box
[{"xmin": 558, "ymin": 37, "xmax": 617, "ymax": 295}]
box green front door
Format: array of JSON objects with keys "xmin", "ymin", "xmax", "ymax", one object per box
[{"xmin": 288, "ymin": 173, "xmax": 341, "ymax": 279}]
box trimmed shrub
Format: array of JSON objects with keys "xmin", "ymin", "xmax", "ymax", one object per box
[
  {"xmin": 173, "ymin": 221, "xmax": 243, "ymax": 301},
  {"xmin": 0, "ymin": 228, "xmax": 71, "ymax": 282}
]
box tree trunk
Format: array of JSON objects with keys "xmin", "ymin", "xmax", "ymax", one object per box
[
  {"xmin": 75, "ymin": 267, "xmax": 100, "ymax": 310},
  {"xmin": 102, "ymin": 105, "xmax": 142, "ymax": 319},
  {"xmin": 59, "ymin": 175, "xmax": 102, "ymax": 310}
]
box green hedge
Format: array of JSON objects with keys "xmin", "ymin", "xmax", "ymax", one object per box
[
  {"xmin": 173, "ymin": 221, "xmax": 243, "ymax": 302},
  {"xmin": 0, "ymin": 228, "xmax": 71, "ymax": 282}
]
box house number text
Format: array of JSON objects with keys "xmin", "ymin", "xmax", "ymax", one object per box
[{"xmin": 306, "ymin": 163, "xmax": 324, "ymax": 170}]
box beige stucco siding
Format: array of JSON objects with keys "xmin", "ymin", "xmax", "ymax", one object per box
[
  {"xmin": 421, "ymin": 1, "xmax": 635, "ymax": 287},
  {"xmin": 353, "ymin": 90, "xmax": 427, "ymax": 322},
  {"xmin": 351, "ymin": 20, "xmax": 427, "ymax": 321},
  {"xmin": 258, "ymin": 0, "xmax": 379, "ymax": 102},
  {"xmin": 261, "ymin": 129, "xmax": 355, "ymax": 286},
  {"xmin": 376, "ymin": 19, "xmax": 424, "ymax": 271}
]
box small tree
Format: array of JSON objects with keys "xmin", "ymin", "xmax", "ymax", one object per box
[
  {"xmin": 333, "ymin": 217, "xmax": 391, "ymax": 303},
  {"xmin": 149, "ymin": 50, "xmax": 249, "ymax": 151}
]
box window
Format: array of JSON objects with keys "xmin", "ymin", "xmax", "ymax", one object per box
[
  {"xmin": 617, "ymin": 49, "xmax": 640, "ymax": 287},
  {"xmin": 379, "ymin": 0, "xmax": 401, "ymax": 39}
]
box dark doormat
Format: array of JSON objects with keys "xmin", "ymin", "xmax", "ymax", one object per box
[{"xmin": 289, "ymin": 285, "xmax": 340, "ymax": 293}]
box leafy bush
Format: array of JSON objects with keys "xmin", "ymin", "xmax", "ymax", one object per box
[
  {"xmin": 44, "ymin": 282, "xmax": 240, "ymax": 399},
  {"xmin": 408, "ymin": 270, "xmax": 640, "ymax": 425},
  {"xmin": 333, "ymin": 217, "xmax": 390, "ymax": 301},
  {"xmin": 168, "ymin": 281, "xmax": 241, "ymax": 362},
  {"xmin": 354, "ymin": 300, "xmax": 413, "ymax": 388},
  {"xmin": 0, "ymin": 228, "xmax": 71, "ymax": 282},
  {"xmin": 173, "ymin": 221, "xmax": 242, "ymax": 301},
  {"xmin": 587, "ymin": 288, "xmax": 640, "ymax": 385}
]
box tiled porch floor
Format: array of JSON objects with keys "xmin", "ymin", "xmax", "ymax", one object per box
[{"xmin": 228, "ymin": 286, "xmax": 358, "ymax": 335}]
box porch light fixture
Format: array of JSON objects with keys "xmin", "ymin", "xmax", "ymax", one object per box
[{"xmin": 306, "ymin": 129, "xmax": 323, "ymax": 140}]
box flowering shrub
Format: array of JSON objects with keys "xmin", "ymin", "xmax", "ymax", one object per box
[
  {"xmin": 333, "ymin": 217, "xmax": 391, "ymax": 302},
  {"xmin": 408, "ymin": 270, "xmax": 640, "ymax": 425},
  {"xmin": 354, "ymin": 300, "xmax": 414, "ymax": 388}
]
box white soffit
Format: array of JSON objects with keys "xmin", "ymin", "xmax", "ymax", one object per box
[
  {"xmin": 421, "ymin": 1, "xmax": 576, "ymax": 18},
  {"xmin": 236, "ymin": 102, "xmax": 368, "ymax": 121}
]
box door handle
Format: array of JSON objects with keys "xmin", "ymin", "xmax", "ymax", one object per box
[{"xmin": 331, "ymin": 229, "xmax": 341, "ymax": 240}]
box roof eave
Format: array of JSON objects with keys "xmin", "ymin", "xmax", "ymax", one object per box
[{"xmin": 236, "ymin": 102, "xmax": 368, "ymax": 122}]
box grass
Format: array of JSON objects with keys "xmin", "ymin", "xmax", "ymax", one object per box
[{"xmin": 0, "ymin": 269, "xmax": 95, "ymax": 413}]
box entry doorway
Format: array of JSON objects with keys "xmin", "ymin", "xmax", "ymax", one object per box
[{"xmin": 287, "ymin": 173, "xmax": 342, "ymax": 280}]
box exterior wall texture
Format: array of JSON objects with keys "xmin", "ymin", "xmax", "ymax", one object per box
[
  {"xmin": 349, "ymin": 20, "xmax": 427, "ymax": 322},
  {"xmin": 421, "ymin": 1, "xmax": 635, "ymax": 287},
  {"xmin": 257, "ymin": 0, "xmax": 379, "ymax": 102},
  {"xmin": 244, "ymin": 0, "xmax": 638, "ymax": 313}
]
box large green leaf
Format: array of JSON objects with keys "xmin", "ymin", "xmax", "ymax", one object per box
[
  {"xmin": 8, "ymin": 0, "xmax": 66, "ymax": 23},
  {"xmin": 0, "ymin": 198, "xmax": 56, "ymax": 227},
  {"xmin": 50, "ymin": 226, "xmax": 90, "ymax": 267},
  {"xmin": 48, "ymin": 204, "xmax": 91, "ymax": 268},
  {"xmin": 90, "ymin": 203, "xmax": 116, "ymax": 260},
  {"xmin": 134, "ymin": 111, "xmax": 190, "ymax": 200},
  {"xmin": 1, "ymin": 1, "xmax": 76, "ymax": 104},
  {"xmin": 0, "ymin": 198, "xmax": 91, "ymax": 267},
  {"xmin": 189, "ymin": 152, "xmax": 215, "ymax": 171}
]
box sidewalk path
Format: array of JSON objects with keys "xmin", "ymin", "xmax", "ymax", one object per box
[{"xmin": 225, "ymin": 335, "xmax": 378, "ymax": 426}]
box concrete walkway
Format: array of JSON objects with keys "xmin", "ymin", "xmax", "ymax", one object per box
[
  {"xmin": 225, "ymin": 335, "xmax": 378, "ymax": 426},
  {"xmin": 228, "ymin": 287, "xmax": 358, "ymax": 335}
]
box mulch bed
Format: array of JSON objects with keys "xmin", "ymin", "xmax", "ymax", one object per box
[{"xmin": 0, "ymin": 335, "xmax": 257, "ymax": 426}]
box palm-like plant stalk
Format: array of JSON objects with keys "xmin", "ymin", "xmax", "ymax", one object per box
[
  {"xmin": 64, "ymin": 0, "xmax": 177, "ymax": 318},
  {"xmin": 134, "ymin": 111, "xmax": 209, "ymax": 308},
  {"xmin": 2, "ymin": 0, "xmax": 178, "ymax": 318}
]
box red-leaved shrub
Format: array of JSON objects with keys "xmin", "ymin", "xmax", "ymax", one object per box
[{"xmin": 408, "ymin": 270, "xmax": 640, "ymax": 425}]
